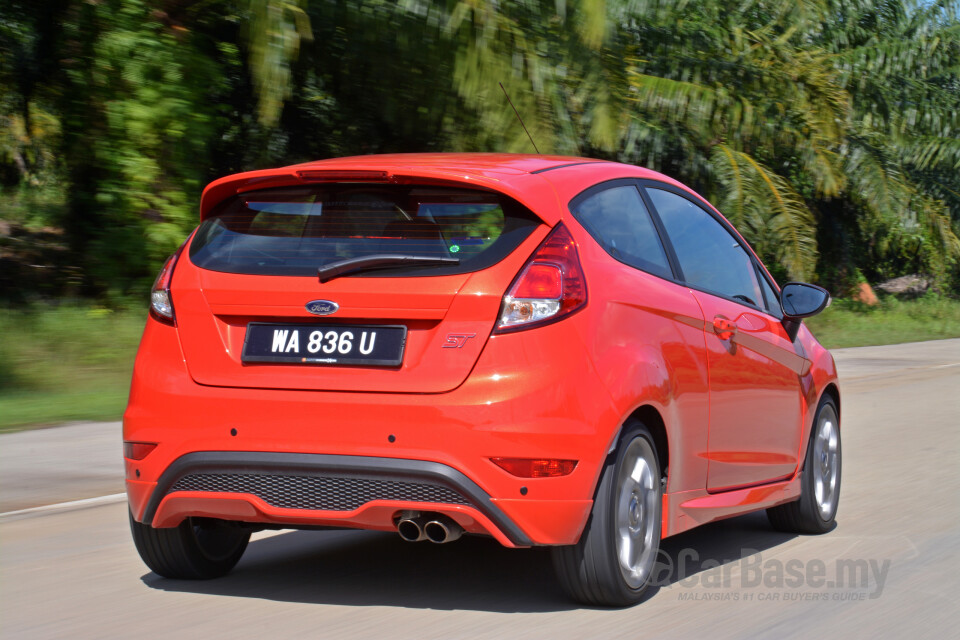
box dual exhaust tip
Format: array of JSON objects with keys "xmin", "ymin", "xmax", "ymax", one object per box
[{"xmin": 396, "ymin": 512, "xmax": 463, "ymax": 544}]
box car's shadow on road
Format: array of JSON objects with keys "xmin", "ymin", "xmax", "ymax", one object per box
[{"xmin": 142, "ymin": 511, "xmax": 796, "ymax": 612}]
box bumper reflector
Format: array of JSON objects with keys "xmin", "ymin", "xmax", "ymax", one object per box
[
  {"xmin": 491, "ymin": 457, "xmax": 578, "ymax": 478},
  {"xmin": 123, "ymin": 442, "xmax": 158, "ymax": 461}
]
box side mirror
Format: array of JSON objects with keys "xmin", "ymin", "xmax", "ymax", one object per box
[
  {"xmin": 780, "ymin": 282, "xmax": 831, "ymax": 318},
  {"xmin": 780, "ymin": 282, "xmax": 830, "ymax": 341}
]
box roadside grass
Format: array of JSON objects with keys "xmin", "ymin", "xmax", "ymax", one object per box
[
  {"xmin": 0, "ymin": 295, "xmax": 958, "ymax": 432},
  {"xmin": 0, "ymin": 304, "xmax": 144, "ymax": 432},
  {"xmin": 805, "ymin": 294, "xmax": 960, "ymax": 349}
]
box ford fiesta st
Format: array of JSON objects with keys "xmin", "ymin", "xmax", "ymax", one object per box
[{"xmin": 124, "ymin": 153, "xmax": 840, "ymax": 606}]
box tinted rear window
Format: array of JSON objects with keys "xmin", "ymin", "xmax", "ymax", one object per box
[
  {"xmin": 571, "ymin": 184, "xmax": 672, "ymax": 279},
  {"xmin": 189, "ymin": 185, "xmax": 540, "ymax": 276}
]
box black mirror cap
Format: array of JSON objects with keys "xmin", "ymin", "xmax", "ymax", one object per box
[{"xmin": 780, "ymin": 282, "xmax": 831, "ymax": 319}]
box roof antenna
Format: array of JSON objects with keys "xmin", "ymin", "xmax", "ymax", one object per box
[{"xmin": 499, "ymin": 82, "xmax": 540, "ymax": 154}]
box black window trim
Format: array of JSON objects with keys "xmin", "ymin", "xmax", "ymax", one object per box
[
  {"xmin": 568, "ymin": 177, "xmax": 680, "ymax": 282},
  {"xmin": 754, "ymin": 261, "xmax": 772, "ymax": 311},
  {"xmin": 636, "ymin": 179, "xmax": 783, "ymax": 320},
  {"xmin": 753, "ymin": 260, "xmax": 784, "ymax": 318},
  {"xmin": 636, "ymin": 183, "xmax": 686, "ymax": 281}
]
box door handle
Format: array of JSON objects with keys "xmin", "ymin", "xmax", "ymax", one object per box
[{"xmin": 713, "ymin": 315, "xmax": 738, "ymax": 340}]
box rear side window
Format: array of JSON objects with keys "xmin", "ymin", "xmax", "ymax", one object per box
[
  {"xmin": 647, "ymin": 188, "xmax": 763, "ymax": 307},
  {"xmin": 190, "ymin": 185, "xmax": 540, "ymax": 276},
  {"xmin": 571, "ymin": 185, "xmax": 672, "ymax": 279}
]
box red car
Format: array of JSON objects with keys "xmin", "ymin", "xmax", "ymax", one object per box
[{"xmin": 124, "ymin": 153, "xmax": 840, "ymax": 606}]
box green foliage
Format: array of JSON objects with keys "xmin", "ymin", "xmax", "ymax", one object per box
[
  {"xmin": 0, "ymin": 0, "xmax": 958, "ymax": 298},
  {"xmin": 711, "ymin": 146, "xmax": 819, "ymax": 280},
  {"xmin": 0, "ymin": 303, "xmax": 141, "ymax": 392},
  {"xmin": 819, "ymin": 0, "xmax": 960, "ymax": 288},
  {"xmin": 0, "ymin": 303, "xmax": 144, "ymax": 429},
  {"xmin": 56, "ymin": 0, "xmax": 234, "ymax": 294},
  {"xmin": 805, "ymin": 292, "xmax": 960, "ymax": 348},
  {"xmin": 245, "ymin": 0, "xmax": 313, "ymax": 126}
]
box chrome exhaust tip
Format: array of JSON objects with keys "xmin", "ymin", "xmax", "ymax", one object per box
[
  {"xmin": 396, "ymin": 512, "xmax": 427, "ymax": 542},
  {"xmin": 424, "ymin": 516, "xmax": 463, "ymax": 544}
]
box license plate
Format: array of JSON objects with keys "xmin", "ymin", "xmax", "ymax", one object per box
[{"xmin": 241, "ymin": 323, "xmax": 406, "ymax": 366}]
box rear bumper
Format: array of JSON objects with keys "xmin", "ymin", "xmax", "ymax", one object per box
[
  {"xmin": 138, "ymin": 451, "xmax": 536, "ymax": 546},
  {"xmin": 124, "ymin": 314, "xmax": 618, "ymax": 546}
]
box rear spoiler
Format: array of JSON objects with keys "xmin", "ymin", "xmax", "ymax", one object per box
[{"xmin": 199, "ymin": 168, "xmax": 527, "ymax": 221}]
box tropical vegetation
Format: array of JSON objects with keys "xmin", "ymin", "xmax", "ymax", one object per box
[{"xmin": 1, "ymin": 0, "xmax": 959, "ymax": 299}]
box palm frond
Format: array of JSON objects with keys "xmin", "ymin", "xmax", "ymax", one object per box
[
  {"xmin": 246, "ymin": 0, "xmax": 313, "ymax": 127},
  {"xmin": 900, "ymin": 135, "xmax": 960, "ymax": 171},
  {"xmin": 842, "ymin": 138, "xmax": 914, "ymax": 226},
  {"xmin": 711, "ymin": 145, "xmax": 819, "ymax": 280}
]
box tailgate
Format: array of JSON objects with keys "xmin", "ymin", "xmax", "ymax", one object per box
[{"xmin": 171, "ymin": 182, "xmax": 548, "ymax": 393}]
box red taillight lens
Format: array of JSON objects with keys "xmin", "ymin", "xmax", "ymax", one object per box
[
  {"xmin": 150, "ymin": 243, "xmax": 185, "ymax": 325},
  {"xmin": 494, "ymin": 223, "xmax": 587, "ymax": 333},
  {"xmin": 123, "ymin": 441, "xmax": 158, "ymax": 461},
  {"xmin": 510, "ymin": 263, "xmax": 563, "ymax": 299},
  {"xmin": 491, "ymin": 457, "xmax": 579, "ymax": 478}
]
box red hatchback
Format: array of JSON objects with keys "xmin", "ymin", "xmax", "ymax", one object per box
[{"xmin": 124, "ymin": 154, "xmax": 841, "ymax": 606}]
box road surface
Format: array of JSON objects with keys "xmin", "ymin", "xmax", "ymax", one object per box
[{"xmin": 1, "ymin": 340, "xmax": 958, "ymax": 639}]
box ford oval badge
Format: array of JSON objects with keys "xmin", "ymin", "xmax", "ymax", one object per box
[{"xmin": 305, "ymin": 300, "xmax": 339, "ymax": 316}]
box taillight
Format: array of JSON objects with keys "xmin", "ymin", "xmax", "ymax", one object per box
[
  {"xmin": 150, "ymin": 243, "xmax": 185, "ymax": 325},
  {"xmin": 491, "ymin": 457, "xmax": 579, "ymax": 478},
  {"xmin": 494, "ymin": 223, "xmax": 587, "ymax": 333}
]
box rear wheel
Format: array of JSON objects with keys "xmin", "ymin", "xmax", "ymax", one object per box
[
  {"xmin": 129, "ymin": 513, "xmax": 250, "ymax": 579},
  {"xmin": 767, "ymin": 396, "xmax": 841, "ymax": 534},
  {"xmin": 551, "ymin": 423, "xmax": 662, "ymax": 606}
]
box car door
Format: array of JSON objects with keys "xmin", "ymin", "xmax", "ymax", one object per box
[{"xmin": 643, "ymin": 185, "xmax": 806, "ymax": 491}]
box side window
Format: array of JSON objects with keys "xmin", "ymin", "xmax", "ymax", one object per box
[
  {"xmin": 647, "ymin": 188, "xmax": 763, "ymax": 307},
  {"xmin": 571, "ymin": 185, "xmax": 672, "ymax": 279}
]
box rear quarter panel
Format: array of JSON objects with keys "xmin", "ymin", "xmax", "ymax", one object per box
[{"xmin": 566, "ymin": 222, "xmax": 711, "ymax": 495}]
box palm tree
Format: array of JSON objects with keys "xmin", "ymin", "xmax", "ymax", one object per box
[
  {"xmin": 417, "ymin": 0, "xmax": 842, "ymax": 279},
  {"xmin": 819, "ymin": 0, "xmax": 960, "ymax": 281},
  {"xmin": 424, "ymin": 0, "xmax": 960, "ymax": 286}
]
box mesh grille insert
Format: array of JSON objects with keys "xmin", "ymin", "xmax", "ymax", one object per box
[{"xmin": 169, "ymin": 472, "xmax": 470, "ymax": 511}]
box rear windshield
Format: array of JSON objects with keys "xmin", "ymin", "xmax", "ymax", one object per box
[{"xmin": 189, "ymin": 185, "xmax": 541, "ymax": 277}]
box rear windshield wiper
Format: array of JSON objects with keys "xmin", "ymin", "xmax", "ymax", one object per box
[{"xmin": 317, "ymin": 254, "xmax": 461, "ymax": 283}]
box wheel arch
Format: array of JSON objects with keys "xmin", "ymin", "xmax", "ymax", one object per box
[
  {"xmin": 609, "ymin": 405, "xmax": 669, "ymax": 485},
  {"xmin": 821, "ymin": 382, "xmax": 841, "ymax": 424},
  {"xmin": 798, "ymin": 382, "xmax": 841, "ymax": 473}
]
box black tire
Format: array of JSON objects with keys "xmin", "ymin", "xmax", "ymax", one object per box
[
  {"xmin": 129, "ymin": 513, "xmax": 250, "ymax": 579},
  {"xmin": 551, "ymin": 422, "xmax": 663, "ymax": 606},
  {"xmin": 767, "ymin": 396, "xmax": 841, "ymax": 534}
]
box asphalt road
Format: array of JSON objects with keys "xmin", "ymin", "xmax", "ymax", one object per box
[
  {"xmin": 1, "ymin": 339, "xmax": 958, "ymax": 639},
  {"xmin": 0, "ymin": 421, "xmax": 123, "ymax": 513}
]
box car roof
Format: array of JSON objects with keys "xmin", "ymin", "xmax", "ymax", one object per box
[
  {"xmin": 198, "ymin": 153, "xmax": 684, "ymax": 222},
  {"xmin": 290, "ymin": 153, "xmax": 605, "ymax": 175}
]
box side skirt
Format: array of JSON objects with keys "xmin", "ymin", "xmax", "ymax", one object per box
[{"xmin": 662, "ymin": 477, "xmax": 801, "ymax": 538}]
